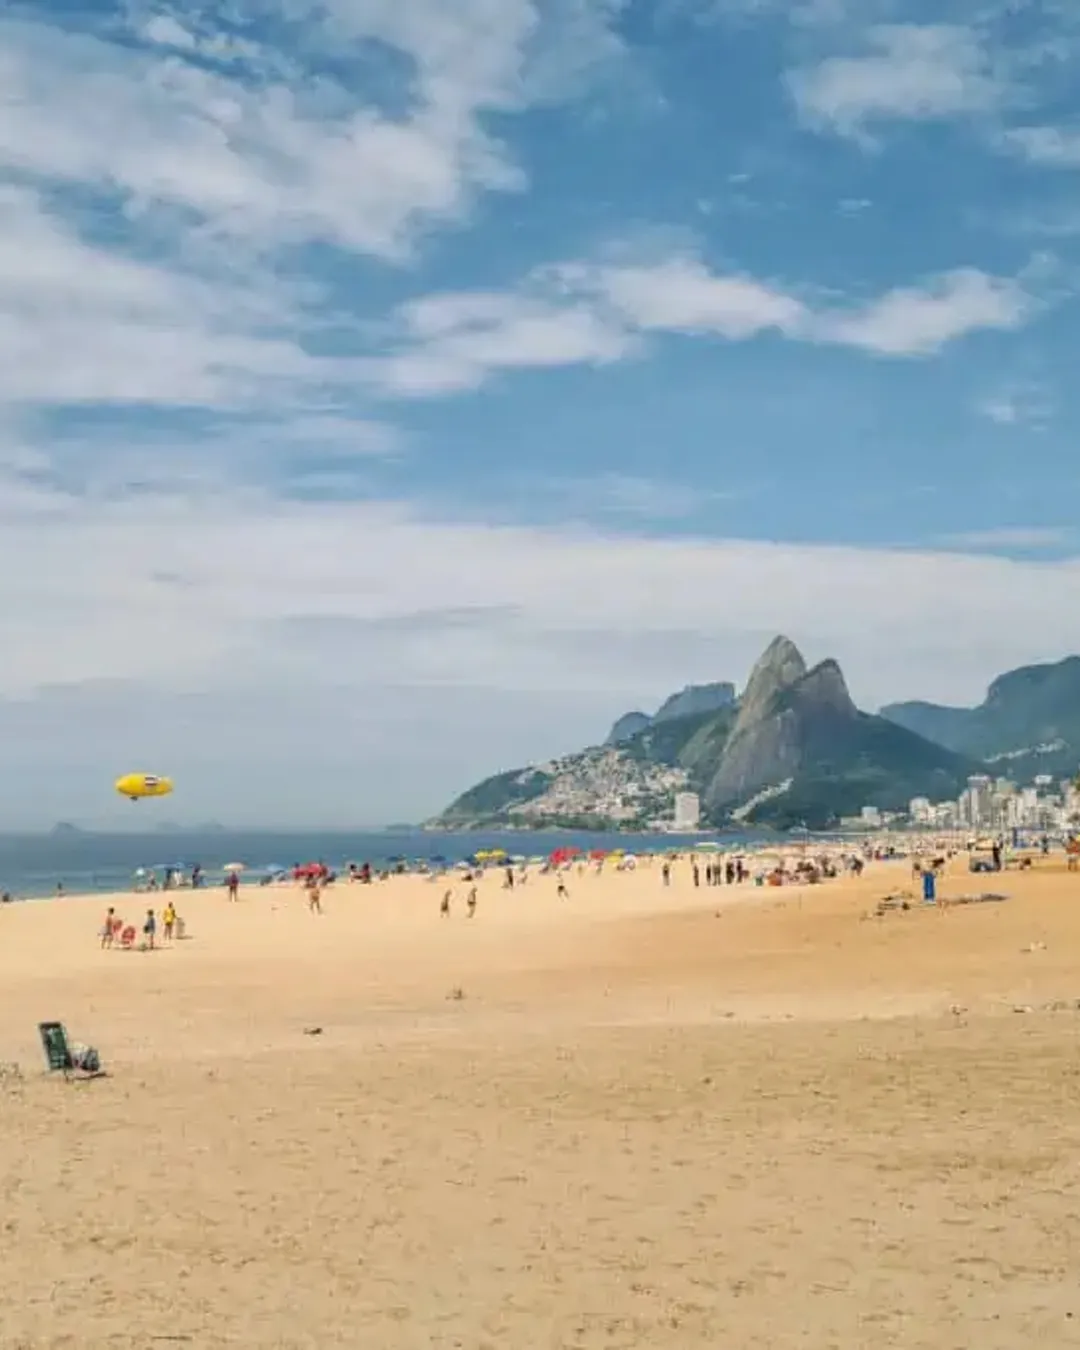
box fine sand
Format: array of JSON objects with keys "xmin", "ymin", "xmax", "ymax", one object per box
[{"xmin": 3, "ymin": 855, "xmax": 1080, "ymax": 1347}]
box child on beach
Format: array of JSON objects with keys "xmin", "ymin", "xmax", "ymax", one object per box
[
  {"xmin": 142, "ymin": 908, "xmax": 157, "ymax": 950},
  {"xmin": 557, "ymin": 879, "xmax": 569, "ymax": 900},
  {"xmin": 307, "ymin": 879, "xmax": 322, "ymax": 915},
  {"xmin": 100, "ymin": 907, "xmax": 117, "ymax": 949},
  {"xmin": 162, "ymin": 901, "xmax": 176, "ymax": 942}
]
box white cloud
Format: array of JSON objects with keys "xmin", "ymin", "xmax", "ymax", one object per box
[
  {"xmin": 1000, "ymin": 124, "xmax": 1080, "ymax": 167},
  {"xmin": 0, "ymin": 1, "xmax": 623, "ymax": 262},
  {"xmin": 788, "ymin": 24, "xmax": 1006, "ymax": 140},
  {"xmin": 367, "ymin": 255, "xmax": 1035, "ymax": 393},
  {"xmin": 938, "ymin": 526, "xmax": 1072, "ymax": 550},
  {"xmin": 975, "ymin": 380, "xmax": 1053, "ymax": 427},
  {"xmin": 813, "ymin": 268, "xmax": 1030, "ymax": 355},
  {"xmin": 371, "ymin": 289, "xmax": 635, "ymax": 394},
  {"xmin": 0, "ymin": 184, "xmax": 340, "ymax": 407},
  {"xmin": 561, "ymin": 256, "xmax": 808, "ymax": 336}
]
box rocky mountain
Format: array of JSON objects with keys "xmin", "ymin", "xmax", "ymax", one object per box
[
  {"xmin": 698, "ymin": 640, "xmax": 975, "ymax": 826},
  {"xmin": 605, "ymin": 711, "xmax": 652, "ymax": 745},
  {"xmin": 881, "ymin": 654, "xmax": 1080, "ymax": 779},
  {"xmin": 605, "ymin": 682, "xmax": 735, "ymax": 745},
  {"xmin": 433, "ymin": 635, "xmax": 979, "ymax": 831}
]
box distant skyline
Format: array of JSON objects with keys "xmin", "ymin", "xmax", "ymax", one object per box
[{"xmin": 3, "ymin": 0, "xmax": 1080, "ymax": 827}]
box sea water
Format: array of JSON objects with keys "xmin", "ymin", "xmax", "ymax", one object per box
[{"xmin": 0, "ymin": 827, "xmax": 772, "ymax": 899}]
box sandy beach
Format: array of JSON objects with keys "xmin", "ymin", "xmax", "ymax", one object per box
[{"xmin": 4, "ymin": 852, "xmax": 1080, "ymax": 1347}]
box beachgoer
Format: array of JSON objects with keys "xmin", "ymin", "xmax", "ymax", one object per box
[
  {"xmin": 661, "ymin": 862, "xmax": 671, "ymax": 887},
  {"xmin": 692, "ymin": 863, "xmax": 700, "ymax": 888},
  {"xmin": 440, "ymin": 889, "xmax": 451, "ymax": 916},
  {"xmin": 227, "ymin": 871, "xmax": 240, "ymax": 902},
  {"xmin": 143, "ymin": 908, "xmax": 157, "ymax": 950},
  {"xmin": 163, "ymin": 901, "xmax": 176, "ymax": 941},
  {"xmin": 100, "ymin": 906, "xmax": 116, "ymax": 949},
  {"xmin": 557, "ymin": 880, "xmax": 569, "ymax": 900},
  {"xmin": 308, "ymin": 881, "xmax": 322, "ymax": 915},
  {"xmin": 467, "ymin": 886, "xmax": 477, "ymax": 918}
]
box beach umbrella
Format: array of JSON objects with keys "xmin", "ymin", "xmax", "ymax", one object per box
[
  {"xmin": 695, "ymin": 841, "xmax": 720, "ymax": 851},
  {"xmin": 223, "ymin": 862, "xmax": 245, "ymax": 873}
]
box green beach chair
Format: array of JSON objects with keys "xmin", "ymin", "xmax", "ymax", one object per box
[{"xmin": 38, "ymin": 1022, "xmax": 102, "ymax": 1079}]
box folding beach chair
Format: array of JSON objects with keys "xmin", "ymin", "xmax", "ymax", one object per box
[{"xmin": 38, "ymin": 1022, "xmax": 102, "ymax": 1080}]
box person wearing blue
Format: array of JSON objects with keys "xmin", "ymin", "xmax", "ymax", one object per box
[{"xmin": 921, "ymin": 868, "xmax": 937, "ymax": 904}]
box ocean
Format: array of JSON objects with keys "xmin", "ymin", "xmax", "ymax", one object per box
[{"xmin": 0, "ymin": 827, "xmax": 771, "ymax": 899}]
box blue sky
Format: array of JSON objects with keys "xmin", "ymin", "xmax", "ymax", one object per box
[{"xmin": 3, "ymin": 0, "xmax": 1080, "ymax": 827}]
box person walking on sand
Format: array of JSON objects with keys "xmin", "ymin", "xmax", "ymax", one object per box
[
  {"xmin": 162, "ymin": 900, "xmax": 176, "ymax": 942},
  {"xmin": 661, "ymin": 861, "xmax": 671, "ymax": 887},
  {"xmin": 557, "ymin": 879, "xmax": 569, "ymax": 900},
  {"xmin": 100, "ymin": 906, "xmax": 116, "ymax": 949},
  {"xmin": 467, "ymin": 886, "xmax": 477, "ymax": 918},
  {"xmin": 227, "ymin": 870, "xmax": 240, "ymax": 902},
  {"xmin": 308, "ymin": 879, "xmax": 322, "ymax": 915},
  {"xmin": 143, "ymin": 908, "xmax": 157, "ymax": 950},
  {"xmin": 440, "ymin": 888, "xmax": 452, "ymax": 916}
]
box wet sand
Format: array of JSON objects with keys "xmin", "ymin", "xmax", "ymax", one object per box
[{"xmin": 3, "ymin": 856, "xmax": 1080, "ymax": 1347}]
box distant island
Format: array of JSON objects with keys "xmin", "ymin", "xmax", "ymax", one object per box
[{"xmin": 432, "ymin": 636, "xmax": 1080, "ymax": 833}]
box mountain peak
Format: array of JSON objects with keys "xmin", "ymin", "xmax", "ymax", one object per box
[
  {"xmin": 796, "ymin": 658, "xmax": 857, "ymax": 718},
  {"xmin": 653, "ymin": 681, "xmax": 736, "ymax": 724},
  {"xmin": 605, "ymin": 711, "xmax": 651, "ymax": 746},
  {"xmin": 732, "ymin": 635, "xmax": 807, "ymax": 734}
]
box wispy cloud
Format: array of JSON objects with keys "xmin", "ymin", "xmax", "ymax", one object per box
[
  {"xmin": 367, "ymin": 252, "xmax": 1036, "ymax": 394},
  {"xmin": 975, "ymin": 380, "xmax": 1053, "ymax": 427},
  {"xmin": 787, "ymin": 24, "xmax": 1007, "ymax": 141},
  {"xmin": 937, "ymin": 526, "xmax": 1073, "ymax": 551},
  {"xmin": 999, "ymin": 123, "xmax": 1080, "ymax": 167},
  {"xmin": 0, "ymin": 2, "xmax": 623, "ymax": 260},
  {"xmin": 812, "ymin": 267, "xmax": 1031, "ymax": 355}
]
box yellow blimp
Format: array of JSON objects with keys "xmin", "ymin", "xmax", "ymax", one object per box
[{"xmin": 115, "ymin": 773, "xmax": 174, "ymax": 802}]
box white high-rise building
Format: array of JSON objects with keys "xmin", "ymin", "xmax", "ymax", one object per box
[
  {"xmin": 967, "ymin": 775, "xmax": 993, "ymax": 828},
  {"xmin": 673, "ymin": 792, "xmax": 700, "ymax": 831},
  {"xmin": 909, "ymin": 796, "xmax": 932, "ymax": 824}
]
